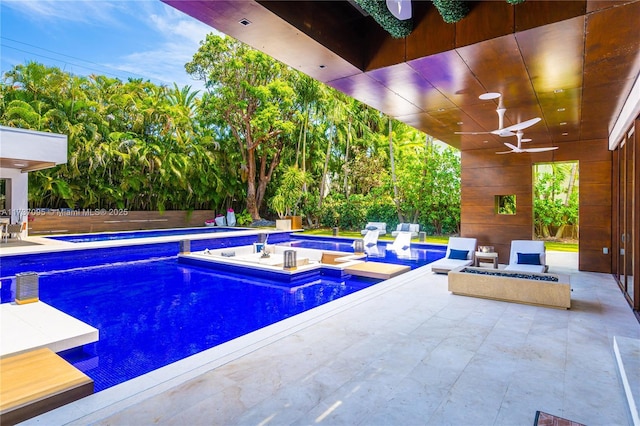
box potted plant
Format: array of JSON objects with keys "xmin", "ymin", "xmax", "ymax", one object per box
[{"xmin": 270, "ymin": 166, "xmax": 306, "ymax": 230}]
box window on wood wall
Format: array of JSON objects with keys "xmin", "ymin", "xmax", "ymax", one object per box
[{"xmin": 495, "ymin": 195, "xmax": 516, "ymax": 215}]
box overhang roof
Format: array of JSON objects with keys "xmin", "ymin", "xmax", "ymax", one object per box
[
  {"xmin": 0, "ymin": 126, "xmax": 68, "ymax": 173},
  {"xmin": 164, "ymin": 0, "xmax": 640, "ymax": 152}
]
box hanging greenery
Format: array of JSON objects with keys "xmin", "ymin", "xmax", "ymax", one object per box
[
  {"xmin": 506, "ymin": 0, "xmax": 526, "ymax": 3},
  {"xmin": 354, "ymin": 0, "xmax": 413, "ymax": 39},
  {"xmin": 432, "ymin": 0, "xmax": 470, "ymax": 23}
]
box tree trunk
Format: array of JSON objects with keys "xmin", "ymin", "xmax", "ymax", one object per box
[
  {"xmin": 565, "ymin": 163, "xmax": 577, "ymax": 205},
  {"xmin": 246, "ymin": 148, "xmax": 260, "ymax": 220},
  {"xmin": 318, "ymin": 125, "xmax": 333, "ymax": 209},
  {"xmin": 388, "ymin": 117, "xmax": 403, "ymax": 223},
  {"xmin": 343, "ymin": 120, "xmax": 351, "ymax": 196}
]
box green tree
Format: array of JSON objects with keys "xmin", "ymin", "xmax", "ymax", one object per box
[{"xmin": 186, "ymin": 35, "xmax": 297, "ymax": 221}]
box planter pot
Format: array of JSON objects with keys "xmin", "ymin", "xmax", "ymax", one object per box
[
  {"xmin": 285, "ymin": 215, "xmax": 302, "ymax": 230},
  {"xmin": 276, "ymin": 219, "xmax": 291, "ymax": 231}
]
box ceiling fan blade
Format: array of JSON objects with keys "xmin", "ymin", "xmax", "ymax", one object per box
[
  {"xmin": 455, "ymin": 131, "xmax": 491, "ymax": 135},
  {"xmin": 503, "ymin": 117, "xmax": 542, "ymax": 132},
  {"xmin": 523, "ymin": 147, "xmax": 559, "ymax": 152},
  {"xmin": 479, "ymin": 92, "xmax": 501, "ymax": 100},
  {"xmin": 521, "ymin": 138, "xmax": 532, "ymax": 142},
  {"xmin": 496, "ymin": 150, "xmax": 514, "ymax": 154},
  {"xmin": 490, "ymin": 129, "xmax": 516, "ymax": 137},
  {"xmin": 504, "ymin": 142, "xmax": 519, "ymax": 151}
]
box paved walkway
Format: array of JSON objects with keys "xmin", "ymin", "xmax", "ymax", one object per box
[{"xmin": 25, "ymin": 252, "xmax": 640, "ymax": 425}]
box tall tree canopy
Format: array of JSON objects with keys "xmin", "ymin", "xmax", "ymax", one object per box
[
  {"xmin": 1, "ymin": 46, "xmax": 466, "ymax": 235},
  {"xmin": 186, "ymin": 35, "xmax": 297, "ymax": 220}
]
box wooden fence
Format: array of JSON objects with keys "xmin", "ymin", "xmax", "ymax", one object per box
[{"xmin": 27, "ymin": 210, "xmax": 216, "ymax": 235}]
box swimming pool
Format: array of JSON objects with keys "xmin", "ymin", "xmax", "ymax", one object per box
[
  {"xmin": 1, "ymin": 234, "xmax": 445, "ymax": 392},
  {"xmin": 46, "ymin": 226, "xmax": 239, "ymax": 243}
]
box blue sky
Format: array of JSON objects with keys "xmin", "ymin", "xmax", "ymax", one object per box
[{"xmin": 1, "ymin": 1, "xmax": 222, "ymax": 90}]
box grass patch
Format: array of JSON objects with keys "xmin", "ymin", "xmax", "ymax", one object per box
[
  {"xmin": 544, "ymin": 241, "xmax": 578, "ymax": 252},
  {"xmin": 299, "ymin": 228, "xmax": 448, "ymax": 244},
  {"xmin": 298, "ymin": 228, "xmax": 578, "ymax": 252}
]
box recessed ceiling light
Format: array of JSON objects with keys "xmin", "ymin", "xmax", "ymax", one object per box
[
  {"xmin": 14, "ymin": 163, "xmax": 26, "ymax": 167},
  {"xmin": 553, "ymin": 89, "xmax": 564, "ymax": 93},
  {"xmin": 557, "ymin": 108, "xmax": 565, "ymax": 112},
  {"xmin": 437, "ymin": 108, "xmax": 445, "ymax": 112},
  {"xmin": 562, "ymin": 132, "xmax": 569, "ymax": 136},
  {"xmin": 456, "ymin": 121, "xmax": 463, "ymax": 125},
  {"xmin": 483, "ymin": 140, "xmax": 488, "ymax": 144},
  {"xmin": 560, "ymin": 122, "xmax": 567, "ymax": 125},
  {"xmin": 319, "ymin": 64, "xmax": 326, "ymax": 69},
  {"xmin": 239, "ymin": 18, "xmax": 251, "ymax": 26}
]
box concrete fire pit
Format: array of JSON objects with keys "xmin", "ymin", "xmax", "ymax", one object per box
[{"xmin": 448, "ymin": 266, "xmax": 571, "ymax": 309}]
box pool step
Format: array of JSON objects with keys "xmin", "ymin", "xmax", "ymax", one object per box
[
  {"xmin": 0, "ymin": 348, "xmax": 93, "ymax": 425},
  {"xmin": 345, "ymin": 262, "xmax": 411, "ymax": 279}
]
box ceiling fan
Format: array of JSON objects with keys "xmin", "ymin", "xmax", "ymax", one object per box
[
  {"xmin": 455, "ymin": 92, "xmax": 541, "ymax": 138},
  {"xmin": 496, "ymin": 130, "xmax": 559, "ymax": 154}
]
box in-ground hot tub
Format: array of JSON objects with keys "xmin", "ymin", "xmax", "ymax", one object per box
[{"xmin": 448, "ymin": 266, "xmax": 571, "ymax": 309}]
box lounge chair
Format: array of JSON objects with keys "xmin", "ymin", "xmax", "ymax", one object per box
[
  {"xmin": 5, "ymin": 223, "xmax": 24, "ymax": 241},
  {"xmin": 430, "ymin": 237, "xmax": 477, "ymax": 274},
  {"xmin": 363, "ymin": 229, "xmax": 379, "ymax": 248},
  {"xmin": 362, "ymin": 230, "xmax": 383, "ymax": 257},
  {"xmin": 360, "ymin": 222, "xmax": 387, "ymax": 236},
  {"xmin": 391, "ymin": 223, "xmax": 420, "ymax": 238},
  {"xmin": 503, "ymin": 240, "xmax": 548, "ymax": 273},
  {"xmin": 386, "ymin": 231, "xmax": 412, "ymax": 257}
]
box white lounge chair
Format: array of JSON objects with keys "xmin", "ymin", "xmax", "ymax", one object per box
[
  {"xmin": 430, "ymin": 237, "xmax": 477, "ymax": 274},
  {"xmin": 391, "ymin": 223, "xmax": 420, "ymax": 238},
  {"xmin": 503, "ymin": 240, "xmax": 548, "ymax": 273},
  {"xmin": 362, "ymin": 230, "xmax": 383, "ymax": 257},
  {"xmin": 386, "ymin": 231, "xmax": 412, "ymax": 257},
  {"xmin": 360, "ymin": 222, "xmax": 387, "ymax": 236},
  {"xmin": 363, "ymin": 229, "xmax": 379, "ymax": 247}
]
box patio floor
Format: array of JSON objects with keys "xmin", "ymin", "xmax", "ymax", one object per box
[{"xmin": 18, "ymin": 250, "xmax": 638, "ymax": 425}]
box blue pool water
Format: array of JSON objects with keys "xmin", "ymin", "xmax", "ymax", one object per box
[
  {"xmin": 47, "ymin": 226, "xmax": 236, "ymax": 242},
  {"xmin": 1, "ymin": 234, "xmax": 445, "ymax": 392}
]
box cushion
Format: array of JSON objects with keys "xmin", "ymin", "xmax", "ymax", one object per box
[
  {"xmin": 400, "ymin": 223, "xmax": 410, "ymax": 231},
  {"xmin": 366, "ymin": 225, "xmax": 378, "ymax": 231},
  {"xmin": 517, "ymin": 252, "xmax": 541, "ymax": 265},
  {"xmin": 448, "ymin": 249, "xmax": 469, "ymax": 260}
]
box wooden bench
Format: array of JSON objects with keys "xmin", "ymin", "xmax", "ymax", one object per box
[{"xmin": 1, "ymin": 348, "xmax": 93, "ymax": 425}]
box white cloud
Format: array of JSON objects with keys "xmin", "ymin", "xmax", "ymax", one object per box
[
  {"xmin": 3, "ymin": 0, "xmax": 126, "ymax": 26},
  {"xmin": 2, "ymin": 0, "xmax": 223, "ymax": 89},
  {"xmin": 109, "ymin": 2, "xmax": 220, "ymax": 89}
]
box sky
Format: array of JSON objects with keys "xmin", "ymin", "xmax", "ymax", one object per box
[{"xmin": 1, "ymin": 0, "xmax": 223, "ymax": 90}]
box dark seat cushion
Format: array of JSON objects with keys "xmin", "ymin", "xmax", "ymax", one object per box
[
  {"xmin": 517, "ymin": 252, "xmax": 541, "ymax": 265},
  {"xmin": 448, "ymin": 249, "xmax": 469, "ymax": 260}
]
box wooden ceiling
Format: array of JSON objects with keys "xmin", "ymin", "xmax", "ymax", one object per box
[{"xmin": 164, "ymin": 0, "xmax": 640, "ymax": 152}]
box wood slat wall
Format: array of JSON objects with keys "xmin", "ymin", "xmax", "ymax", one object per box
[
  {"xmin": 461, "ymin": 139, "xmax": 612, "ymax": 273},
  {"xmin": 27, "ymin": 210, "xmax": 217, "ymax": 235}
]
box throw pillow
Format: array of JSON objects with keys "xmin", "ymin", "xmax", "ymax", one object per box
[
  {"xmin": 366, "ymin": 225, "xmax": 378, "ymax": 231},
  {"xmin": 448, "ymin": 249, "xmax": 469, "ymax": 260},
  {"xmin": 400, "ymin": 223, "xmax": 410, "ymax": 232},
  {"xmin": 517, "ymin": 252, "xmax": 541, "ymax": 265}
]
